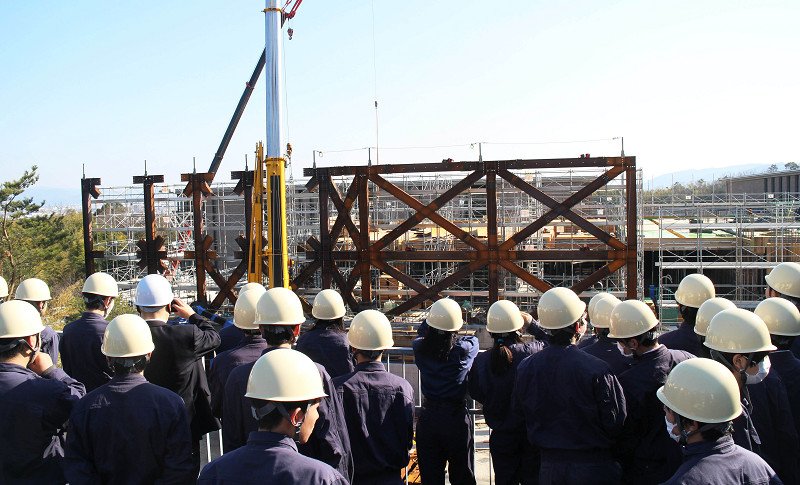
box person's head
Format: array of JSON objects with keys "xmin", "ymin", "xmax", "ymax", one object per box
[
  {"xmin": 102, "ymin": 314, "xmax": 154, "ymax": 375},
  {"xmin": 15, "ymin": 278, "xmax": 52, "ymax": 315},
  {"xmin": 256, "ymin": 287, "xmax": 306, "ymax": 347},
  {"xmin": 0, "ymin": 276, "xmax": 8, "ymax": 302},
  {"xmin": 537, "ymin": 287, "xmax": 587, "ymax": 346},
  {"xmin": 658, "ymin": 358, "xmax": 741, "ymax": 445},
  {"xmin": 755, "ymin": 297, "xmax": 800, "ymax": 351},
  {"xmin": 704, "ymin": 308, "xmax": 776, "ymax": 387},
  {"xmin": 0, "ymin": 300, "xmax": 45, "ymax": 365},
  {"xmin": 694, "ymin": 298, "xmax": 737, "ymax": 338},
  {"xmin": 765, "ymin": 262, "xmax": 800, "ymax": 308},
  {"xmin": 82, "ymin": 272, "xmax": 119, "ymax": 318},
  {"xmin": 347, "ymin": 309, "xmax": 393, "ymax": 362},
  {"xmin": 588, "ymin": 292, "xmax": 615, "ymax": 328},
  {"xmin": 239, "ymin": 282, "xmax": 267, "ymax": 296},
  {"xmin": 312, "ymin": 289, "xmax": 346, "ymax": 331},
  {"xmin": 588, "ymin": 295, "xmax": 620, "ymax": 340},
  {"xmin": 134, "ymin": 274, "xmax": 174, "ymax": 320},
  {"xmin": 486, "ymin": 300, "xmax": 525, "ymax": 374},
  {"xmin": 608, "ymin": 299, "xmax": 659, "ymax": 357},
  {"xmin": 246, "ymin": 349, "xmax": 327, "ymax": 443},
  {"xmin": 420, "ymin": 298, "xmax": 464, "ymax": 361},
  {"xmin": 233, "ymin": 287, "xmax": 266, "ymax": 337},
  {"xmin": 675, "ymin": 274, "xmax": 715, "ymax": 326}
]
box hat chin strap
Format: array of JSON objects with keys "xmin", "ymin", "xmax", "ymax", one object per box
[
  {"xmin": 709, "ymin": 349, "xmax": 754, "ymax": 412},
  {"xmin": 678, "ymin": 421, "xmax": 732, "ymax": 446},
  {"xmin": 252, "ymin": 401, "xmax": 311, "ymax": 441}
]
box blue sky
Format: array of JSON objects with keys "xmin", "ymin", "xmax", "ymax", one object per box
[{"xmin": 1, "ymin": 1, "xmax": 798, "ymax": 202}]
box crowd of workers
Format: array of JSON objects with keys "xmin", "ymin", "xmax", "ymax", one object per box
[{"xmin": 2, "ymin": 261, "xmax": 800, "ymax": 484}]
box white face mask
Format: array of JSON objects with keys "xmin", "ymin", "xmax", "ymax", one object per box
[
  {"xmin": 665, "ymin": 416, "xmax": 681, "ymax": 443},
  {"xmin": 746, "ymin": 356, "xmax": 771, "ymax": 385},
  {"xmin": 617, "ymin": 342, "xmax": 633, "ymax": 358},
  {"xmin": 103, "ymin": 301, "xmax": 115, "ymax": 319}
]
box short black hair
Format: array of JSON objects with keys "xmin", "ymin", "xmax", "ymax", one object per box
[
  {"xmin": 677, "ymin": 414, "xmax": 729, "ymax": 442},
  {"xmin": 547, "ymin": 327, "xmax": 578, "ymax": 346},
  {"xmin": 622, "ymin": 329, "xmax": 658, "ymax": 348},
  {"xmin": 108, "ymin": 356, "xmax": 148, "ymax": 375},
  {"xmin": 260, "ymin": 325, "xmax": 297, "ymax": 346},
  {"xmin": 83, "ymin": 293, "xmax": 111, "ymax": 312},
  {"xmin": 678, "ymin": 304, "xmax": 699, "ymax": 326},
  {"xmin": 0, "ymin": 338, "xmax": 24, "ymax": 361},
  {"xmin": 252, "ymin": 398, "xmax": 313, "ymax": 430},
  {"xmin": 771, "ymin": 334, "xmax": 795, "ymax": 351},
  {"xmin": 353, "ymin": 349, "xmax": 382, "ymax": 360}
]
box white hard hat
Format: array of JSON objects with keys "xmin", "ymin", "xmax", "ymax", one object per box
[
  {"xmin": 608, "ymin": 300, "xmax": 658, "ymax": 339},
  {"xmin": 537, "ymin": 287, "xmax": 586, "ymax": 330},
  {"xmin": 695, "ymin": 298, "xmax": 737, "ymax": 337},
  {"xmin": 765, "ymin": 262, "xmax": 800, "ymax": 298},
  {"xmin": 15, "ymin": 278, "xmax": 51, "ymax": 302},
  {"xmin": 234, "ymin": 289, "xmax": 263, "ymax": 330},
  {"xmin": 486, "ymin": 300, "xmax": 524, "ymax": 334},
  {"xmin": 82, "ymin": 272, "xmax": 119, "ymax": 298},
  {"xmin": 240, "ymin": 282, "xmax": 267, "ymax": 295},
  {"xmin": 589, "ymin": 296, "xmax": 620, "ymax": 329},
  {"xmin": 102, "ymin": 314, "xmax": 155, "ymax": 357},
  {"xmin": 347, "ymin": 309, "xmax": 394, "ymax": 350},
  {"xmin": 755, "ymin": 297, "xmax": 800, "ymax": 337},
  {"xmin": 0, "ymin": 300, "xmax": 45, "ymax": 339},
  {"xmin": 588, "ymin": 292, "xmax": 615, "ymax": 322},
  {"xmin": 704, "ymin": 308, "xmax": 777, "ymax": 353},
  {"xmin": 245, "ymin": 348, "xmax": 327, "ymax": 402},
  {"xmin": 0, "ymin": 276, "xmax": 8, "ymax": 299},
  {"xmin": 255, "ymin": 287, "xmax": 305, "ymax": 325},
  {"xmin": 312, "ymin": 289, "xmax": 346, "ymax": 320},
  {"xmin": 657, "ymin": 358, "xmax": 742, "ymax": 423},
  {"xmin": 674, "ymin": 274, "xmax": 715, "ymax": 308},
  {"xmin": 427, "ymin": 298, "xmax": 463, "ymax": 332},
  {"xmin": 134, "ymin": 274, "xmax": 174, "ymax": 307}
]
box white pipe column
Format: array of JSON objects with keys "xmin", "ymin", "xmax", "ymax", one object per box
[{"xmin": 265, "ymin": 0, "xmax": 284, "ymax": 160}]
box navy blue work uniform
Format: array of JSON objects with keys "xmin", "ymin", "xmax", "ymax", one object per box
[
  {"xmin": 333, "ymin": 360, "xmax": 414, "ymax": 484},
  {"xmin": 208, "ymin": 332, "xmax": 267, "ymax": 418},
  {"xmin": 747, "ymin": 371, "xmax": 800, "ymax": 484},
  {"xmin": 512, "ymin": 344, "xmax": 626, "ymax": 485},
  {"xmin": 413, "ymin": 324, "xmax": 479, "ymax": 485},
  {"xmin": 615, "ymin": 345, "xmax": 694, "ymax": 485},
  {"xmin": 144, "ymin": 313, "xmax": 220, "ymax": 474},
  {"xmin": 297, "ymin": 323, "xmax": 354, "ymax": 378},
  {"xmin": 658, "ymin": 322, "xmax": 704, "ymax": 357},
  {"xmin": 469, "ymin": 342, "xmax": 543, "ymax": 485},
  {"xmin": 576, "ymin": 334, "xmax": 597, "ymax": 349},
  {"xmin": 64, "ymin": 373, "xmax": 194, "ymax": 485},
  {"xmin": 770, "ymin": 350, "xmax": 800, "ymax": 440},
  {"xmin": 216, "ymin": 324, "xmax": 243, "ymax": 354},
  {"xmin": 41, "ymin": 324, "xmax": 60, "ymax": 364},
  {"xmin": 582, "ymin": 334, "xmax": 634, "ymax": 376},
  {"xmin": 0, "ymin": 362, "xmax": 86, "ymax": 484},
  {"xmin": 222, "ymin": 347, "xmax": 354, "ymax": 481},
  {"xmin": 60, "ymin": 311, "xmax": 112, "ymax": 392},
  {"xmin": 732, "ymin": 398, "xmax": 761, "ymax": 453},
  {"xmin": 199, "ymin": 431, "xmax": 348, "ymax": 485},
  {"xmin": 790, "ymin": 336, "xmax": 800, "ymax": 361},
  {"xmin": 661, "ymin": 435, "xmax": 782, "ymax": 485}
]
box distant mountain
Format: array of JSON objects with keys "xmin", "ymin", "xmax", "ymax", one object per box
[
  {"xmin": 24, "ymin": 186, "xmax": 81, "ymax": 208},
  {"xmin": 646, "ymin": 163, "xmax": 774, "ymax": 190}
]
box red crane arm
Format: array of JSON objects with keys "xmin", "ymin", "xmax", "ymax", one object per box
[{"xmin": 283, "ymin": 0, "xmax": 303, "ymax": 19}]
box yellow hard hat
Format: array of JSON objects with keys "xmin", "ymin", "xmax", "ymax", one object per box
[
  {"xmin": 537, "ymin": 287, "xmax": 586, "ymax": 330},
  {"xmin": 312, "ymin": 289, "xmax": 346, "ymax": 320},
  {"xmin": 0, "ymin": 300, "xmax": 45, "ymax": 339},
  {"xmin": 347, "ymin": 309, "xmax": 394, "ymax": 350},
  {"xmin": 234, "ymin": 289, "xmax": 263, "ymax": 330},
  {"xmin": 255, "ymin": 287, "xmax": 305, "ymax": 326},
  {"xmin": 486, "ymin": 300, "xmax": 524, "ymax": 334},
  {"xmin": 588, "ymin": 292, "xmax": 616, "ymax": 322},
  {"xmin": 755, "ymin": 297, "xmax": 800, "ymax": 337},
  {"xmin": 15, "ymin": 278, "xmax": 51, "ymax": 302},
  {"xmin": 427, "ymin": 298, "xmax": 463, "ymax": 332},
  {"xmin": 694, "ymin": 298, "xmax": 737, "ymax": 337},
  {"xmin": 608, "ymin": 299, "xmax": 658, "ymax": 339},
  {"xmin": 704, "ymin": 308, "xmax": 777, "ymax": 353},
  {"xmin": 657, "ymin": 358, "xmax": 742, "ymax": 423},
  {"xmin": 674, "ymin": 274, "xmax": 715, "ymax": 308},
  {"xmin": 245, "ymin": 348, "xmax": 327, "ymax": 401},
  {"xmin": 82, "ymin": 272, "xmax": 119, "ymax": 298},
  {"xmin": 765, "ymin": 262, "xmax": 800, "ymax": 298},
  {"xmin": 0, "ymin": 276, "xmax": 8, "ymax": 299},
  {"xmin": 589, "ymin": 295, "xmax": 621, "ymax": 329},
  {"xmin": 101, "ymin": 314, "xmax": 155, "ymax": 357},
  {"xmin": 240, "ymin": 282, "xmax": 267, "ymax": 295}
]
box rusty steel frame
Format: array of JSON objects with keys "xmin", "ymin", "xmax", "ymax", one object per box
[{"xmin": 297, "ymin": 156, "xmax": 637, "ymax": 315}]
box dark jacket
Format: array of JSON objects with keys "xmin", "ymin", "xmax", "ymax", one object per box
[
  {"xmin": 513, "ymin": 344, "xmax": 626, "ymax": 455},
  {"xmin": 412, "ymin": 328, "xmax": 479, "ymax": 402},
  {"xmin": 208, "ymin": 333, "xmax": 267, "ymax": 418},
  {"xmin": 64, "ymin": 373, "xmax": 194, "ymax": 485},
  {"xmin": 60, "ymin": 311, "xmax": 112, "ymax": 392},
  {"xmin": 333, "ymin": 360, "xmax": 414, "ymax": 478},
  {"xmin": 582, "ymin": 334, "xmax": 634, "ymax": 376},
  {"xmin": 144, "ymin": 313, "xmax": 221, "ymax": 440},
  {"xmin": 615, "ymin": 345, "xmax": 694, "ymax": 485},
  {"xmin": 41, "ymin": 325, "xmax": 60, "ymax": 365},
  {"xmin": 297, "ymin": 324, "xmax": 354, "ymax": 378},
  {"xmin": 198, "ymin": 431, "xmax": 348, "ymax": 485},
  {"xmin": 769, "ymin": 350, "xmax": 800, "ymax": 441},
  {"xmin": 661, "ymin": 435, "xmax": 782, "ymax": 485},
  {"xmin": 216, "ymin": 324, "xmax": 243, "ymax": 355},
  {"xmin": 658, "ymin": 322, "xmax": 705, "ymax": 358},
  {"xmin": 0, "ymin": 363, "xmax": 85, "ymax": 484}
]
